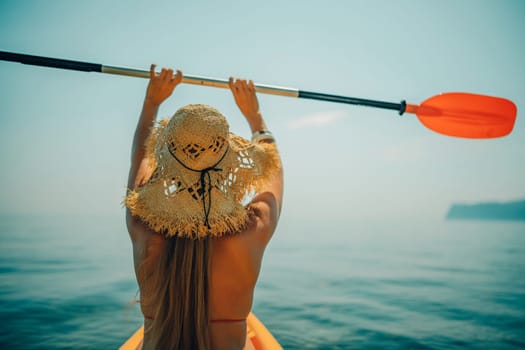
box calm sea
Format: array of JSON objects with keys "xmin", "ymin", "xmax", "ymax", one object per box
[{"xmin": 0, "ymin": 213, "xmax": 524, "ymax": 349}]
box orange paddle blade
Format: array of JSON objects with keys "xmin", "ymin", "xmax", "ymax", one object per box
[{"xmin": 407, "ymin": 93, "xmax": 517, "ymax": 138}]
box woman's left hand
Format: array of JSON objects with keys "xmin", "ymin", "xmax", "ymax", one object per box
[{"xmin": 145, "ymin": 64, "xmax": 183, "ymax": 106}]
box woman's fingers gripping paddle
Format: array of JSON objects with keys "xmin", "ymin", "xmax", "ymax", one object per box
[
  {"xmin": 229, "ymin": 77, "xmax": 261, "ymax": 120},
  {"xmin": 146, "ymin": 64, "xmax": 183, "ymax": 106}
]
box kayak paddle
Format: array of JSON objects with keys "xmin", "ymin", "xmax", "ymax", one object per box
[{"xmin": 0, "ymin": 50, "xmax": 517, "ymax": 139}]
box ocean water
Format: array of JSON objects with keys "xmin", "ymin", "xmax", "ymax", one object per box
[{"xmin": 0, "ymin": 213, "xmax": 524, "ymax": 349}]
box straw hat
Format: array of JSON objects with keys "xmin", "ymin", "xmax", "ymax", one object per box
[{"xmin": 125, "ymin": 104, "xmax": 280, "ymax": 239}]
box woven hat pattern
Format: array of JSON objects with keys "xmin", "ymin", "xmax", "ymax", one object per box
[{"xmin": 125, "ymin": 104, "xmax": 280, "ymax": 239}]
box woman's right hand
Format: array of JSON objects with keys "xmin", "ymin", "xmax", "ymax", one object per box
[{"xmin": 229, "ymin": 77, "xmax": 266, "ymax": 131}]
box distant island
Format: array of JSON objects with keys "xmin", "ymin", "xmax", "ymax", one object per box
[{"xmin": 446, "ymin": 199, "xmax": 525, "ymax": 221}]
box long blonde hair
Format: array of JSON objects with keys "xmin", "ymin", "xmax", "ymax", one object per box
[{"xmin": 142, "ymin": 236, "xmax": 211, "ymax": 349}]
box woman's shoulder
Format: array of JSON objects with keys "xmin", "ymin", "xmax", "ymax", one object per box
[
  {"xmin": 245, "ymin": 192, "xmax": 281, "ymax": 244},
  {"xmin": 126, "ymin": 209, "xmax": 165, "ymax": 246}
]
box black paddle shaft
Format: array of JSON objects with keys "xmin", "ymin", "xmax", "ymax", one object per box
[
  {"xmin": 299, "ymin": 90, "xmax": 406, "ymax": 114},
  {"xmin": 0, "ymin": 51, "xmax": 102, "ymax": 72}
]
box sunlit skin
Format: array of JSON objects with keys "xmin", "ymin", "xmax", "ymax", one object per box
[{"xmin": 126, "ymin": 65, "xmax": 283, "ymax": 350}]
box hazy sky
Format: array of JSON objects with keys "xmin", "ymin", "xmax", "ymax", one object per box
[{"xmin": 1, "ymin": 0, "xmax": 524, "ymax": 221}]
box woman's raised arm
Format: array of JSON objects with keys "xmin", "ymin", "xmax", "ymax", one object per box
[
  {"xmin": 127, "ymin": 65, "xmax": 182, "ymax": 190},
  {"xmin": 229, "ymin": 77, "xmax": 284, "ymax": 243}
]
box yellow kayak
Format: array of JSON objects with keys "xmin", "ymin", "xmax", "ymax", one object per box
[{"xmin": 119, "ymin": 312, "xmax": 282, "ymax": 350}]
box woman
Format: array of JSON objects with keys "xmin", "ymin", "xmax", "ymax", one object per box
[{"xmin": 125, "ymin": 65, "xmax": 283, "ymax": 349}]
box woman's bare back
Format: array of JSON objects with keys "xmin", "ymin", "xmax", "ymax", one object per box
[{"xmin": 129, "ymin": 201, "xmax": 274, "ymax": 349}]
